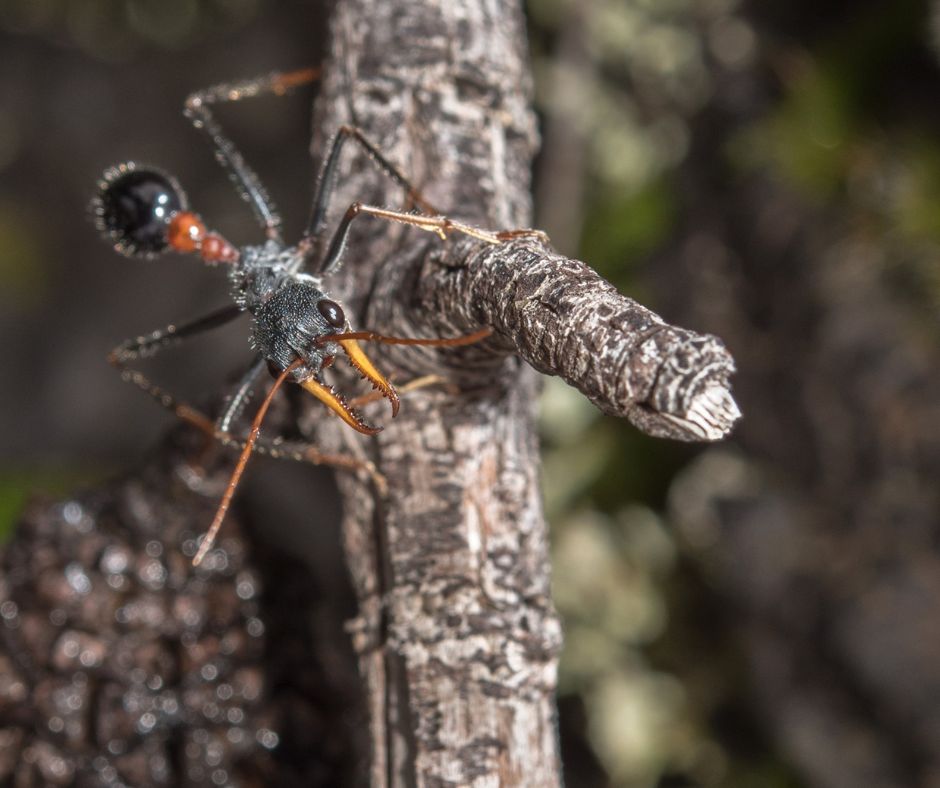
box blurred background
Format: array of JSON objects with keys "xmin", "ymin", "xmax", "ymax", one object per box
[{"xmin": 2, "ymin": 0, "xmax": 939, "ymax": 786}]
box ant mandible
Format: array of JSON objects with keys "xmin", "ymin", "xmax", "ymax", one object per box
[{"xmin": 93, "ymin": 68, "xmax": 539, "ymax": 566}]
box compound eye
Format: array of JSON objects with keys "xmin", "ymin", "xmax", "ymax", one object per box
[
  {"xmin": 317, "ymin": 299, "xmax": 346, "ymax": 329},
  {"xmin": 94, "ymin": 163, "xmax": 187, "ymax": 257}
]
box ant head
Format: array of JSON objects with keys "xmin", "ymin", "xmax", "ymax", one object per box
[
  {"xmin": 252, "ymin": 282, "xmax": 399, "ymax": 432},
  {"xmin": 252, "ymin": 283, "xmax": 352, "ymax": 374},
  {"xmin": 94, "ymin": 162, "xmax": 238, "ymax": 264}
]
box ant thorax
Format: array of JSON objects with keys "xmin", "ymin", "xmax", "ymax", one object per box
[
  {"xmin": 230, "ymin": 242, "xmax": 343, "ymax": 378},
  {"xmin": 229, "ymin": 240, "xmax": 310, "ymax": 310}
]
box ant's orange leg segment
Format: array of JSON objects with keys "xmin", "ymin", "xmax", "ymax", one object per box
[
  {"xmin": 494, "ymin": 228, "xmax": 551, "ymax": 244},
  {"xmin": 174, "ymin": 404, "xmax": 218, "ymax": 439},
  {"xmin": 272, "ymin": 67, "xmax": 321, "ymax": 93},
  {"xmin": 319, "ymin": 202, "xmax": 506, "ymax": 274},
  {"xmin": 358, "ymin": 207, "xmax": 504, "ymax": 244},
  {"xmin": 318, "ymin": 199, "xmax": 553, "ymax": 275}
]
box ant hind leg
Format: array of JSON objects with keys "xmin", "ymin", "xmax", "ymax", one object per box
[{"xmin": 184, "ymin": 68, "xmax": 321, "ymax": 243}]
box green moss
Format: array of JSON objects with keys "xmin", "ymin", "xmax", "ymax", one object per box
[{"xmin": 579, "ymin": 178, "xmax": 676, "ymax": 291}]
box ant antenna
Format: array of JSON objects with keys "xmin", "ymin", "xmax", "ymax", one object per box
[
  {"xmin": 192, "ymin": 357, "xmax": 303, "ymax": 567},
  {"xmin": 318, "ymin": 327, "xmax": 493, "ymax": 348}
]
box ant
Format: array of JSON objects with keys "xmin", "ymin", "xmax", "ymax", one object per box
[{"xmin": 93, "ymin": 68, "xmax": 540, "ymax": 566}]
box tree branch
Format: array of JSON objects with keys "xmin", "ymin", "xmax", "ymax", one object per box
[{"xmin": 419, "ymin": 236, "xmax": 740, "ymax": 440}]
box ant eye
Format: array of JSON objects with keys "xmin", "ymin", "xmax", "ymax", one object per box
[
  {"xmin": 94, "ymin": 163, "xmax": 187, "ymax": 257},
  {"xmin": 317, "ymin": 299, "xmax": 346, "ymax": 329}
]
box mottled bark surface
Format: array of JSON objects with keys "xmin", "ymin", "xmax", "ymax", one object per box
[
  {"xmin": 305, "ymin": 1, "xmax": 736, "ymax": 785},
  {"xmin": 0, "ymin": 0, "xmax": 739, "ymax": 786}
]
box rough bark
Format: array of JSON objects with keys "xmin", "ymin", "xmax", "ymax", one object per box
[
  {"xmin": 305, "ymin": 1, "xmax": 738, "ymax": 786},
  {"xmin": 0, "ymin": 0, "xmax": 739, "ymax": 786}
]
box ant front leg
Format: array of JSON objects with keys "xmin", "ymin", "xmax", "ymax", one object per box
[
  {"xmin": 184, "ymin": 68, "xmax": 320, "ymax": 243},
  {"xmin": 216, "ymin": 355, "xmax": 266, "ymax": 434}
]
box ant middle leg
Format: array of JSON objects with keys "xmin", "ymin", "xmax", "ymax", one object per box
[
  {"xmin": 319, "ymin": 202, "xmax": 548, "ymax": 275},
  {"xmin": 109, "ymin": 304, "xmax": 245, "ymax": 438},
  {"xmin": 303, "ymin": 125, "xmax": 440, "ymax": 249}
]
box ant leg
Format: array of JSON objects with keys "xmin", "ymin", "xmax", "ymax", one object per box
[
  {"xmin": 112, "ymin": 333, "xmax": 387, "ymax": 492},
  {"xmin": 216, "ymin": 355, "xmax": 266, "ymax": 433},
  {"xmin": 151, "ymin": 380, "xmax": 387, "ymax": 494},
  {"xmin": 108, "ymin": 304, "xmax": 244, "ymax": 438},
  {"xmin": 492, "ymin": 228, "xmax": 552, "ymax": 244},
  {"xmin": 110, "ymin": 304, "xmax": 243, "ymax": 362},
  {"xmin": 304, "ymin": 125, "xmax": 439, "ymax": 246},
  {"xmin": 110, "ymin": 306, "xmax": 385, "ymax": 484},
  {"xmin": 184, "ymin": 68, "xmax": 320, "ymax": 243},
  {"xmin": 320, "ymin": 202, "xmax": 545, "ymax": 274},
  {"xmin": 223, "ymin": 434, "xmax": 388, "ymax": 495}
]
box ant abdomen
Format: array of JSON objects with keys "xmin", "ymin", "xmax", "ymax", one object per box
[{"xmin": 93, "ymin": 162, "xmax": 188, "ymax": 257}]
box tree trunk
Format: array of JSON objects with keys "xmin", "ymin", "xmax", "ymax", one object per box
[{"xmin": 307, "ymin": 3, "xmax": 562, "ymax": 784}]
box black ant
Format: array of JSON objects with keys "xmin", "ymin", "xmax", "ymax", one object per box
[{"xmin": 93, "ymin": 68, "xmax": 539, "ymax": 566}]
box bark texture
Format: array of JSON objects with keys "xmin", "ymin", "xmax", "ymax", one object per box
[
  {"xmin": 304, "ymin": 1, "xmax": 737, "ymax": 786},
  {"xmin": 0, "ymin": 0, "xmax": 739, "ymax": 786}
]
